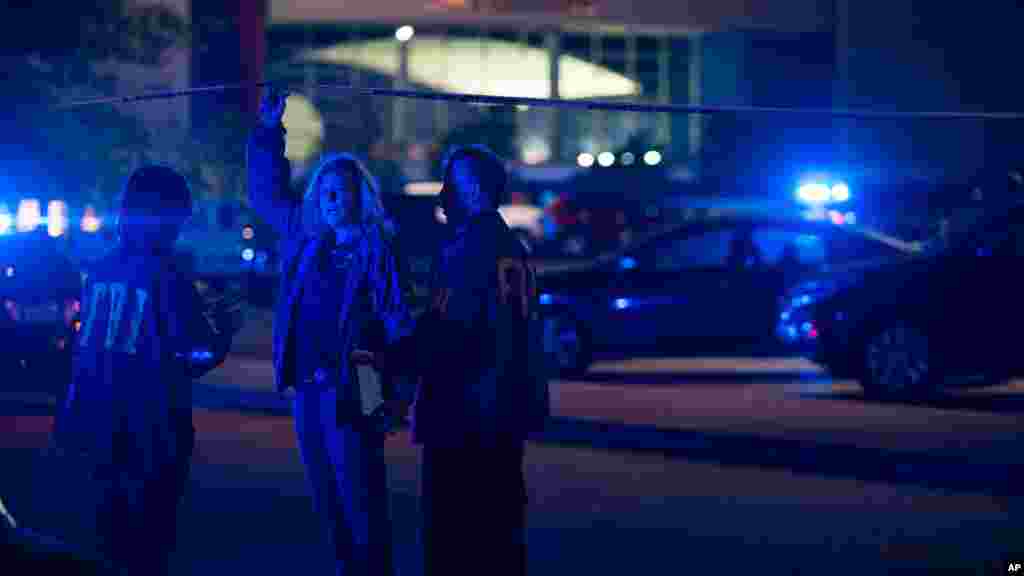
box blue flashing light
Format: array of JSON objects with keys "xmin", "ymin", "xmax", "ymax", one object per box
[
  {"xmin": 797, "ymin": 182, "xmax": 830, "ymax": 205},
  {"xmin": 619, "ymin": 256, "xmax": 637, "ymax": 270},
  {"xmin": 191, "ymin": 349, "xmax": 214, "ymax": 362},
  {"xmin": 613, "ymin": 298, "xmax": 630, "ymax": 310},
  {"xmin": 830, "ymin": 182, "xmax": 850, "ymax": 203},
  {"xmin": 797, "ymin": 176, "xmax": 850, "ymax": 206},
  {"xmin": 16, "ymin": 199, "xmax": 41, "ymax": 232},
  {"xmin": 539, "ymin": 293, "xmax": 554, "ymax": 306},
  {"xmin": 241, "ymin": 248, "xmax": 255, "ymax": 262},
  {"xmin": 0, "ymin": 213, "xmax": 11, "ymax": 235}
]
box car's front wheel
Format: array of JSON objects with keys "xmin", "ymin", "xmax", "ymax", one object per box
[{"xmin": 861, "ymin": 321, "xmax": 941, "ymax": 400}]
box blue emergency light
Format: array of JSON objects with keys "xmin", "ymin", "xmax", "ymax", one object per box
[{"xmin": 796, "ymin": 177, "xmax": 850, "ymax": 206}]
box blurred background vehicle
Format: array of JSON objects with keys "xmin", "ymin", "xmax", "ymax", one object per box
[
  {"xmin": 538, "ymin": 210, "xmax": 918, "ymax": 376},
  {"xmin": 790, "ymin": 203, "xmax": 1024, "ymax": 400},
  {"xmin": 0, "ymin": 232, "xmax": 81, "ymax": 403}
]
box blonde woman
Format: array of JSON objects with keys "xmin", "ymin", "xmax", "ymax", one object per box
[{"xmin": 247, "ymin": 87, "xmax": 413, "ymax": 575}]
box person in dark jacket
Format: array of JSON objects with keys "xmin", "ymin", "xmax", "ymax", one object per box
[
  {"xmin": 50, "ymin": 164, "xmax": 239, "ymax": 575},
  {"xmin": 412, "ymin": 145, "xmax": 550, "ymax": 576},
  {"xmin": 247, "ymin": 87, "xmax": 414, "ymax": 576}
]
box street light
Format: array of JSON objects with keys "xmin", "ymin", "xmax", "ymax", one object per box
[{"xmin": 395, "ymin": 25, "xmax": 415, "ymax": 43}]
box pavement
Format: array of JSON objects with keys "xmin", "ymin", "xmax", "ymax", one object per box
[{"xmin": 1, "ymin": 326, "xmax": 1023, "ymax": 574}]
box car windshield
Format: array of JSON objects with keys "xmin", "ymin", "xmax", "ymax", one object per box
[
  {"xmin": 592, "ymin": 223, "xmax": 679, "ymax": 266},
  {"xmin": 592, "ymin": 219, "xmax": 915, "ymax": 269}
]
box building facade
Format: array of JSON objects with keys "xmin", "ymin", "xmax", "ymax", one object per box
[
  {"xmin": 258, "ymin": 0, "xmax": 837, "ymax": 195},
  {"xmin": 165, "ymin": 0, "xmax": 1023, "ymax": 237}
]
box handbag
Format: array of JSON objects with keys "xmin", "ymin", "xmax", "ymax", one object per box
[{"xmin": 341, "ymin": 246, "xmax": 391, "ymax": 429}]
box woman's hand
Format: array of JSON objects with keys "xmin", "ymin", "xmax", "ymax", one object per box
[
  {"xmin": 369, "ymin": 400, "xmax": 410, "ymax": 437},
  {"xmin": 259, "ymin": 85, "xmax": 289, "ymax": 129}
]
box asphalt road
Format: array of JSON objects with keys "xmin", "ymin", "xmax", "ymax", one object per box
[{"xmin": 1, "ymin": 351, "xmax": 1022, "ymax": 575}]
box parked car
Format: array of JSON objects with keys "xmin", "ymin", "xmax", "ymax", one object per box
[
  {"xmin": 537, "ymin": 211, "xmax": 918, "ymax": 375},
  {"xmin": 0, "ymin": 233, "xmax": 82, "ymax": 399},
  {"xmin": 791, "ymin": 203, "xmax": 1024, "ymax": 400}
]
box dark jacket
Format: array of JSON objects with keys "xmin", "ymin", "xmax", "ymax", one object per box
[
  {"xmin": 54, "ymin": 247, "xmax": 232, "ymax": 474},
  {"xmin": 411, "ymin": 211, "xmax": 550, "ymax": 447},
  {"xmin": 246, "ymin": 125, "xmax": 413, "ymax": 399}
]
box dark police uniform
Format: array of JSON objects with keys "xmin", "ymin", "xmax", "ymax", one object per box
[{"xmin": 53, "ymin": 246, "xmax": 232, "ymax": 575}]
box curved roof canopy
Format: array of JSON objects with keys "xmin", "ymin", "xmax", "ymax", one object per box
[{"xmin": 298, "ymin": 36, "xmax": 641, "ymax": 100}]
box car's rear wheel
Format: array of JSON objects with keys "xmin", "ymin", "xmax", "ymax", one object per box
[
  {"xmin": 861, "ymin": 321, "xmax": 941, "ymax": 400},
  {"xmin": 544, "ymin": 315, "xmax": 591, "ymax": 378}
]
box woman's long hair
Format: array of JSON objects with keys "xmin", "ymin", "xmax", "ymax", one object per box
[{"xmin": 299, "ymin": 153, "xmax": 394, "ymax": 239}]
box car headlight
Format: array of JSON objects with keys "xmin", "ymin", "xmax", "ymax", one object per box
[{"xmin": 539, "ymin": 293, "xmax": 567, "ymax": 306}]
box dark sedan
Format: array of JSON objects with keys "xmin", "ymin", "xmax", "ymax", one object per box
[
  {"xmin": 796, "ymin": 204, "xmax": 1024, "ymax": 400},
  {"xmin": 536, "ymin": 212, "xmax": 917, "ymax": 375},
  {"xmin": 0, "ymin": 233, "xmax": 81, "ymax": 399}
]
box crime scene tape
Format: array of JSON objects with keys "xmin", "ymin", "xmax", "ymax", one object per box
[{"xmin": 56, "ymin": 80, "xmax": 1024, "ymax": 121}]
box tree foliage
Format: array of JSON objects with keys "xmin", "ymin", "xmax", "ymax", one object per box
[{"xmin": 0, "ymin": 1, "xmax": 188, "ymax": 206}]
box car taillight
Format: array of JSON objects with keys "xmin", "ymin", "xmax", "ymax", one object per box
[
  {"xmin": 3, "ymin": 300, "xmax": 18, "ymax": 322},
  {"xmin": 64, "ymin": 298, "xmax": 80, "ymax": 327}
]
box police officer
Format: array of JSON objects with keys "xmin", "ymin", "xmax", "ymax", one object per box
[
  {"xmin": 52, "ymin": 165, "xmax": 240, "ymax": 575},
  {"xmin": 412, "ymin": 145, "xmax": 550, "ymax": 576}
]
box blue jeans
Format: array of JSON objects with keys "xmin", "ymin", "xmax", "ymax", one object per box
[{"xmin": 293, "ymin": 387, "xmax": 394, "ymax": 576}]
